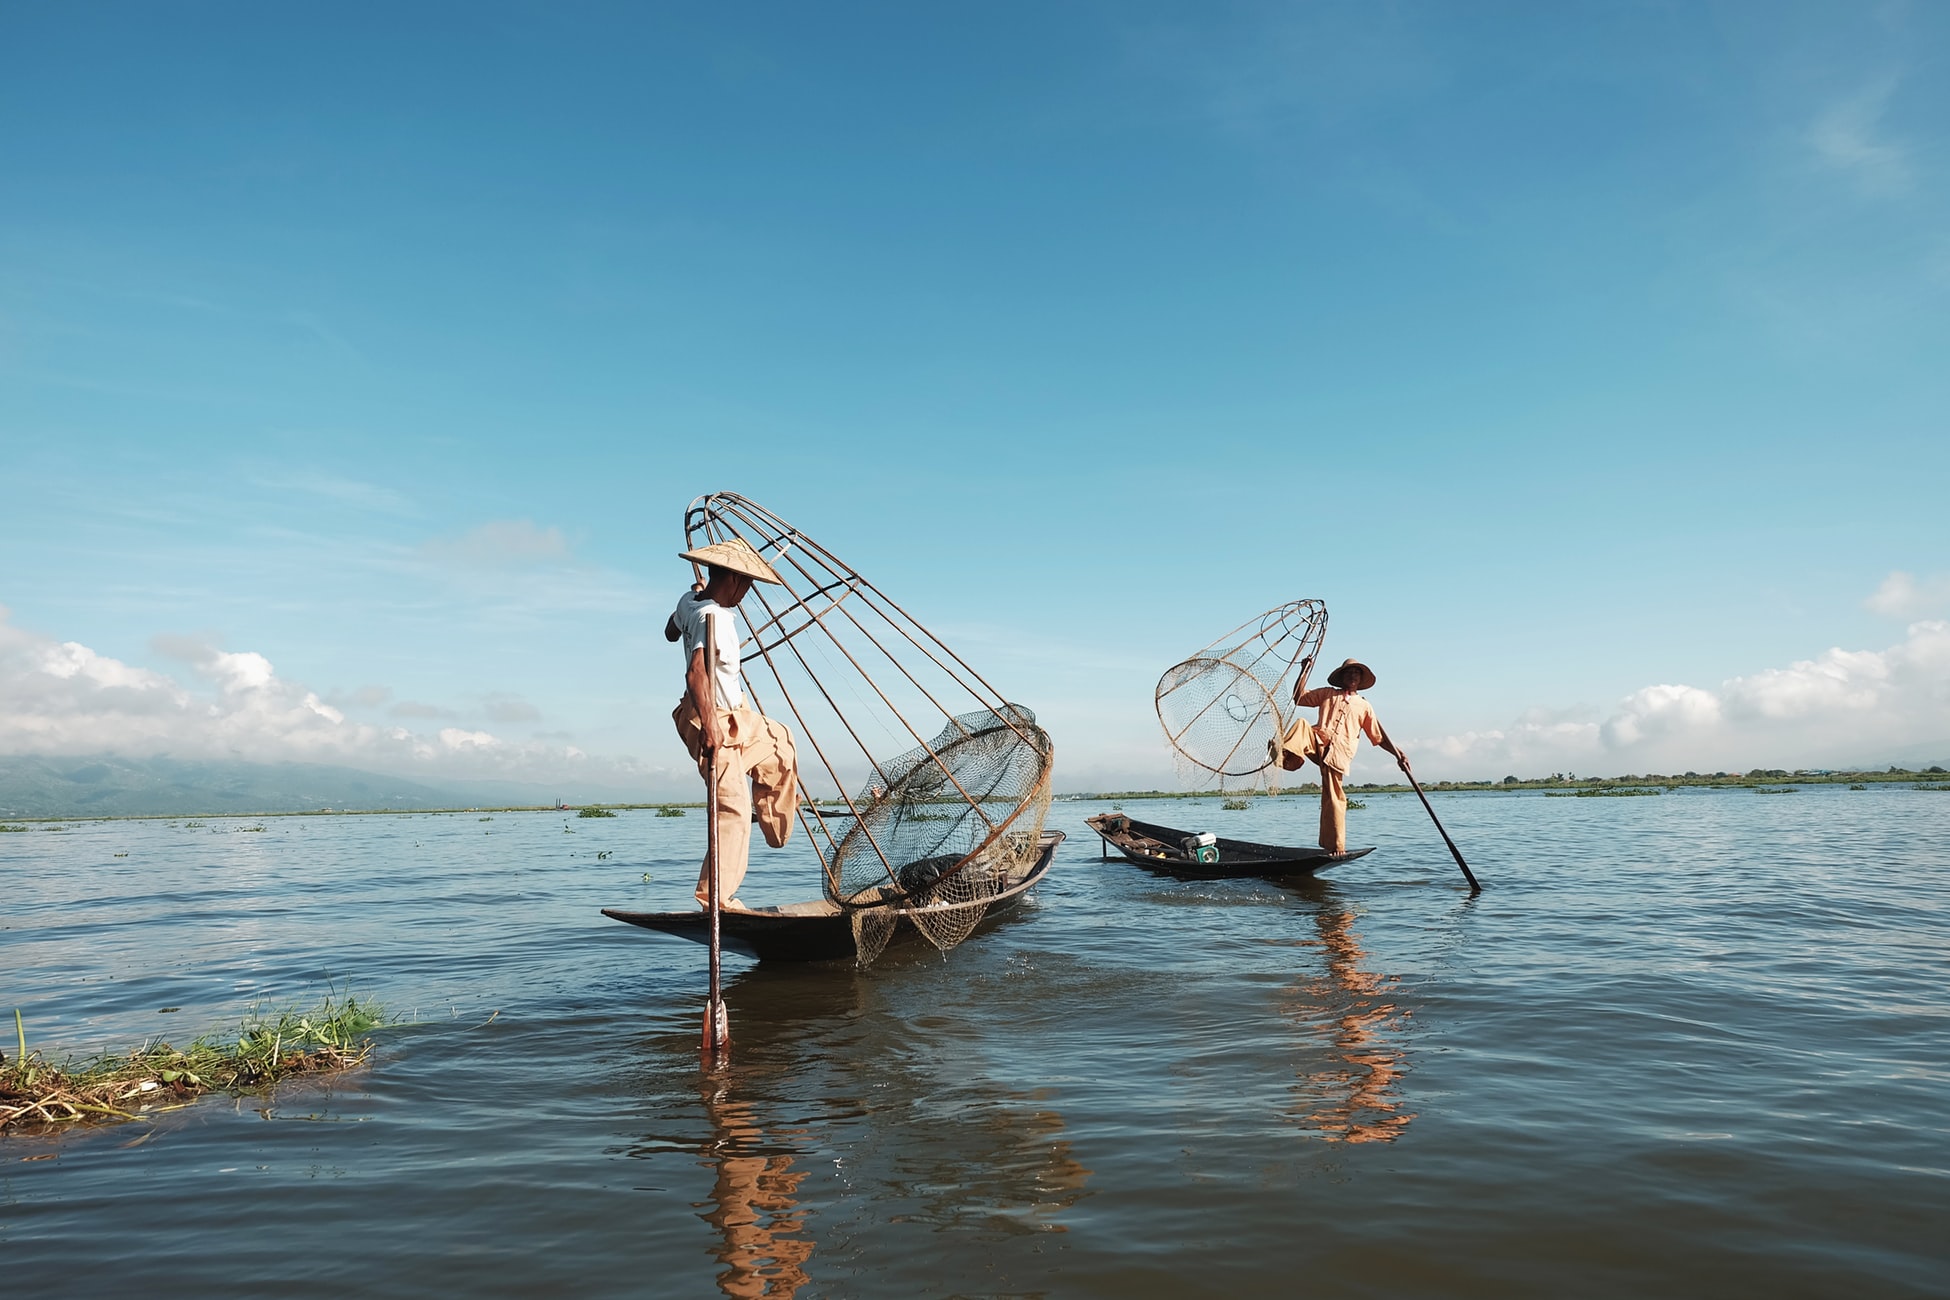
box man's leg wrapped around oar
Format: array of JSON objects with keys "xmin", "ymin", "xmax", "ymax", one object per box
[
  {"xmin": 675, "ymin": 699, "xmax": 799, "ymax": 907},
  {"xmin": 1272, "ymin": 715, "xmax": 1350, "ymax": 854}
]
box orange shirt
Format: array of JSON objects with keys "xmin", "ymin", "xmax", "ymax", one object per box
[{"xmin": 1293, "ymin": 687, "xmax": 1387, "ymax": 774}]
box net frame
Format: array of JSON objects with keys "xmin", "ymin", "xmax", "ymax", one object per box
[
  {"xmin": 1154, "ymin": 599, "xmax": 1329, "ymax": 780},
  {"xmin": 683, "ymin": 493, "xmax": 1054, "ymax": 951}
]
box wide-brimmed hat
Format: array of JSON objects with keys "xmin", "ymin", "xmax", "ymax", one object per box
[
  {"xmin": 1326, "ymin": 658, "xmax": 1376, "ymax": 690},
  {"xmin": 679, "ymin": 537, "xmax": 784, "ymax": 585}
]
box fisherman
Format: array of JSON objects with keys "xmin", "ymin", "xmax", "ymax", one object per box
[
  {"xmin": 665, "ymin": 538, "xmax": 800, "ymax": 911},
  {"xmin": 1272, "ymin": 658, "xmax": 1408, "ymax": 854}
]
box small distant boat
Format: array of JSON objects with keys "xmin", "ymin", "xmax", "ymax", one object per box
[
  {"xmin": 1086, "ymin": 812, "xmax": 1370, "ymax": 879},
  {"xmin": 604, "ymin": 830, "xmax": 1064, "ymax": 962}
]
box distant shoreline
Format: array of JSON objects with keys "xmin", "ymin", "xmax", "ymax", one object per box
[
  {"xmin": 1080, "ymin": 766, "xmax": 1949, "ymax": 800},
  {"xmin": 3, "ymin": 766, "xmax": 1946, "ymax": 824}
]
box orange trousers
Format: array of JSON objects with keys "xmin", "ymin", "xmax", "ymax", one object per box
[
  {"xmin": 1272, "ymin": 716, "xmax": 1349, "ymax": 852},
  {"xmin": 674, "ymin": 699, "xmax": 798, "ymax": 905},
  {"xmin": 1316, "ymin": 765, "xmax": 1348, "ymax": 854}
]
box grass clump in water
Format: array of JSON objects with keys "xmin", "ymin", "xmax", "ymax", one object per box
[
  {"xmin": 1546, "ymin": 787, "xmax": 1665, "ymax": 798},
  {"xmin": 655, "ymin": 806, "xmax": 686, "ymax": 817},
  {"xmin": 2, "ymin": 993, "xmax": 384, "ymax": 1132},
  {"xmin": 1222, "ymin": 798, "xmax": 1250, "ymax": 810},
  {"xmin": 577, "ymin": 806, "xmax": 617, "ymax": 818},
  {"xmin": 0, "ymin": 823, "xmax": 26, "ymax": 832}
]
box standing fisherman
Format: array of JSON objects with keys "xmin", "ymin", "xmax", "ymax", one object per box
[
  {"xmin": 1272, "ymin": 658, "xmax": 1408, "ymax": 854},
  {"xmin": 664, "ymin": 538, "xmax": 800, "ymax": 910}
]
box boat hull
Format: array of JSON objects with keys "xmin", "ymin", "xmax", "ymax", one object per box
[
  {"xmin": 603, "ymin": 830, "xmax": 1064, "ymax": 962},
  {"xmin": 1085, "ymin": 813, "xmax": 1370, "ymax": 879}
]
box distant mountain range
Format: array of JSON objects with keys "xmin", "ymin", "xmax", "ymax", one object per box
[{"xmin": 0, "ymin": 754, "xmax": 668, "ymax": 818}]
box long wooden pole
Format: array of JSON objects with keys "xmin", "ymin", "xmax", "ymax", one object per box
[
  {"xmin": 702, "ymin": 744, "xmax": 730, "ymax": 1062},
  {"xmin": 1397, "ymin": 759, "xmax": 1482, "ymax": 893}
]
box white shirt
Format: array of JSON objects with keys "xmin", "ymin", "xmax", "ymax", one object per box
[{"xmin": 671, "ymin": 592, "xmax": 745, "ymax": 710}]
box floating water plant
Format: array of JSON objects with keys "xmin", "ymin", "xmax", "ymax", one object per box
[
  {"xmin": 1755, "ymin": 787, "xmax": 1797, "ymax": 794},
  {"xmin": 1, "ymin": 993, "xmax": 385, "ymax": 1132},
  {"xmin": 1345, "ymin": 799, "xmax": 1367, "ymax": 810},
  {"xmin": 1546, "ymin": 788, "xmax": 1664, "ymax": 798},
  {"xmin": 577, "ymin": 806, "xmax": 617, "ymax": 819},
  {"xmin": 0, "ymin": 824, "xmax": 26, "ymax": 832},
  {"xmin": 1222, "ymin": 798, "xmax": 1250, "ymax": 810},
  {"xmin": 655, "ymin": 806, "xmax": 685, "ymax": 817}
]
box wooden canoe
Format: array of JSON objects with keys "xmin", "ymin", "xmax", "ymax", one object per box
[
  {"xmin": 1085, "ymin": 812, "xmax": 1370, "ymax": 879},
  {"xmin": 602, "ymin": 829, "xmax": 1064, "ymax": 963}
]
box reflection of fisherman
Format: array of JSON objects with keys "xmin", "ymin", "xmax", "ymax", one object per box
[
  {"xmin": 1284, "ymin": 895, "xmax": 1415, "ymax": 1144},
  {"xmin": 665, "ymin": 538, "xmax": 800, "ymax": 911},
  {"xmin": 698, "ymin": 1081, "xmax": 815, "ymax": 1299},
  {"xmin": 1271, "ymin": 658, "xmax": 1407, "ymax": 854}
]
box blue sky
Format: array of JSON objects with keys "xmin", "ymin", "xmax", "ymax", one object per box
[{"xmin": 3, "ymin": 2, "xmax": 1946, "ymax": 793}]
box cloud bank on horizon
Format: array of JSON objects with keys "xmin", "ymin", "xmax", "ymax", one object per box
[
  {"xmin": 1391, "ymin": 569, "xmax": 1950, "ymax": 779},
  {"xmin": 0, "ymin": 603, "xmax": 681, "ymax": 792},
  {"xmin": 5, "ymin": 572, "xmax": 1947, "ymax": 789}
]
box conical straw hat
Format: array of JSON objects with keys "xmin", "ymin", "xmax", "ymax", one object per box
[
  {"xmin": 679, "ymin": 536, "xmax": 784, "ymax": 585},
  {"xmin": 1326, "ymin": 658, "xmax": 1376, "ymax": 690}
]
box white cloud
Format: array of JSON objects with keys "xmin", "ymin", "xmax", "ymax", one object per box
[
  {"xmin": 1866, "ymin": 570, "xmax": 1950, "ymax": 619},
  {"xmin": 1808, "ymin": 77, "xmax": 1911, "ymax": 197},
  {"xmin": 1599, "ymin": 684, "xmax": 1723, "ymax": 748},
  {"xmin": 1406, "ymin": 620, "xmax": 1950, "ymax": 778},
  {"xmin": 0, "ymin": 606, "xmax": 676, "ymax": 789}
]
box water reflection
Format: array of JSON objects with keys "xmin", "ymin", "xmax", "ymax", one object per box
[
  {"xmin": 697, "ymin": 1075, "xmax": 815, "ymax": 1299},
  {"xmin": 1278, "ymin": 886, "xmax": 1416, "ymax": 1143},
  {"xmin": 630, "ymin": 957, "xmax": 1094, "ymax": 1295}
]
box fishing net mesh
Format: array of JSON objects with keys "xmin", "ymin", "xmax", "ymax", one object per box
[
  {"xmin": 832, "ymin": 705, "xmax": 1053, "ymax": 959},
  {"xmin": 1155, "ymin": 600, "xmax": 1328, "ymax": 787}
]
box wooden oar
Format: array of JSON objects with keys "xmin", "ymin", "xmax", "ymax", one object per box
[
  {"xmin": 1397, "ymin": 757, "xmax": 1481, "ymax": 893},
  {"xmin": 701, "ymin": 744, "xmax": 731, "ymax": 1063}
]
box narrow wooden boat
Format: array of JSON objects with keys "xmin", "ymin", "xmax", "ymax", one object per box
[
  {"xmin": 604, "ymin": 830, "xmax": 1064, "ymax": 963},
  {"xmin": 1085, "ymin": 812, "xmax": 1370, "ymax": 879}
]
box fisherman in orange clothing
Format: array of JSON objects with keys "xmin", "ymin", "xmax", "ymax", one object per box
[
  {"xmin": 664, "ymin": 537, "xmax": 800, "ymax": 910},
  {"xmin": 1271, "ymin": 658, "xmax": 1409, "ymax": 854}
]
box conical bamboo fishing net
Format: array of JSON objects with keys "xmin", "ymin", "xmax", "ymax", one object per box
[
  {"xmin": 685, "ymin": 493, "xmax": 1055, "ymax": 965},
  {"xmin": 1155, "ymin": 600, "xmax": 1328, "ymax": 786}
]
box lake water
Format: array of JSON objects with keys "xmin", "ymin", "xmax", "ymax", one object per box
[{"xmin": 3, "ymin": 786, "xmax": 1947, "ymax": 1296}]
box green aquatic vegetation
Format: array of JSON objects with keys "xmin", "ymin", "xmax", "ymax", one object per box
[
  {"xmin": 1849, "ymin": 784, "xmax": 1868, "ymax": 791},
  {"xmin": 241, "ymin": 825, "xmax": 267, "ymax": 832},
  {"xmin": 577, "ymin": 806, "xmax": 617, "ymax": 818},
  {"xmin": 1754, "ymin": 787, "xmax": 1798, "ymax": 794},
  {"xmin": 478, "ymin": 816, "xmax": 493, "ymax": 822},
  {"xmin": 1222, "ymin": 798, "xmax": 1250, "ymax": 810},
  {"xmin": 1916, "ymin": 784, "xmax": 1950, "ymax": 792},
  {"xmin": 2, "ymin": 993, "xmax": 385, "ymax": 1132},
  {"xmin": 1345, "ymin": 799, "xmax": 1367, "ymax": 810},
  {"xmin": 1545, "ymin": 788, "xmax": 1665, "ymax": 798},
  {"xmin": 0, "ymin": 824, "xmax": 26, "ymax": 832},
  {"xmin": 183, "ymin": 821, "xmax": 205, "ymax": 829},
  {"xmin": 656, "ymin": 806, "xmax": 686, "ymax": 817}
]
